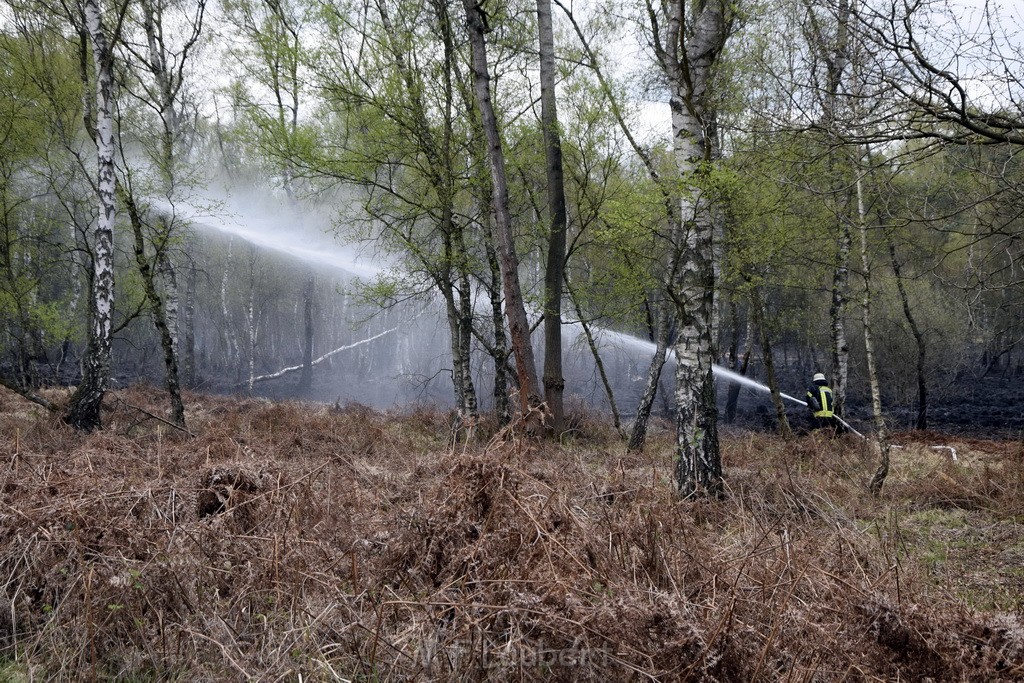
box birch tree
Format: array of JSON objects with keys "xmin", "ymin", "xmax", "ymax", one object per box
[
  {"xmin": 537, "ymin": 0, "xmax": 568, "ymax": 435},
  {"xmin": 63, "ymin": 0, "xmax": 128, "ymax": 431},
  {"xmin": 117, "ymin": 0, "xmax": 206, "ymax": 428},
  {"xmin": 463, "ymin": 0, "xmax": 543, "ymax": 430},
  {"xmin": 647, "ymin": 0, "xmax": 735, "ymax": 497},
  {"xmin": 803, "ymin": 0, "xmax": 854, "ymax": 413},
  {"xmin": 887, "ymin": 229, "xmax": 928, "ymax": 429},
  {"xmin": 856, "ymin": 155, "xmax": 891, "ymax": 493},
  {"xmin": 554, "ymin": 0, "xmax": 682, "ymax": 450}
]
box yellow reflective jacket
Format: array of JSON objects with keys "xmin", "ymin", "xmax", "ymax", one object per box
[{"xmin": 806, "ymin": 384, "xmax": 835, "ymax": 418}]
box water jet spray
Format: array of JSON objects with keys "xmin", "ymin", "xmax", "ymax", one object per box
[
  {"xmin": 156, "ymin": 195, "xmax": 945, "ymax": 453},
  {"xmin": 710, "ymin": 365, "xmax": 866, "ymax": 439}
]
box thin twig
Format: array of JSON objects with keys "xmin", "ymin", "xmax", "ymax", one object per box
[{"xmin": 115, "ymin": 398, "xmax": 194, "ymax": 436}]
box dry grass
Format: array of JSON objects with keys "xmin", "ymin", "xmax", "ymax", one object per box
[{"xmin": 0, "ymin": 385, "xmax": 1022, "ymax": 681}]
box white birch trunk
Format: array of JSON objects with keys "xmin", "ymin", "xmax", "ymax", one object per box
[
  {"xmin": 65, "ymin": 0, "xmax": 116, "ymax": 431},
  {"xmin": 144, "ymin": 0, "xmax": 180, "ymax": 362},
  {"xmin": 221, "ymin": 236, "xmax": 238, "ymax": 367},
  {"xmin": 159, "ymin": 256, "xmax": 180, "ymax": 356},
  {"xmin": 809, "ymin": 0, "xmax": 853, "ymax": 414},
  {"xmin": 830, "ymin": 226, "xmax": 851, "ymax": 413},
  {"xmin": 856, "ymin": 165, "xmax": 890, "ymax": 493},
  {"xmin": 182, "ymin": 249, "xmax": 196, "ymax": 386},
  {"xmin": 247, "ymin": 287, "xmax": 256, "ymax": 392},
  {"xmin": 657, "ymin": 0, "xmax": 731, "ymax": 498},
  {"xmin": 245, "ymin": 246, "xmax": 261, "ymax": 391}
]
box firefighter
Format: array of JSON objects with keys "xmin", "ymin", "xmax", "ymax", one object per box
[{"xmin": 806, "ymin": 372, "xmax": 844, "ymax": 434}]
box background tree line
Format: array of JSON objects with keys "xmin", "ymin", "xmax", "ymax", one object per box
[{"xmin": 0, "ymin": 0, "xmax": 1020, "ymax": 496}]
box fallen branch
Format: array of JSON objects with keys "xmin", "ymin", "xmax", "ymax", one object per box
[
  {"xmin": 243, "ymin": 325, "xmax": 400, "ymax": 386},
  {"xmin": 0, "ymin": 378, "xmax": 57, "ymax": 411},
  {"xmin": 891, "ymin": 444, "xmax": 959, "ymax": 462},
  {"xmin": 114, "ymin": 397, "xmax": 195, "ymax": 437}
]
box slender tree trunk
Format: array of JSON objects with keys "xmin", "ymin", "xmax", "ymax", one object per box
[
  {"xmin": 628, "ymin": 300, "xmax": 671, "ymax": 451},
  {"xmin": 809, "ymin": 0, "xmax": 853, "ymax": 415},
  {"xmin": 246, "ymin": 282, "xmax": 256, "ymax": 393},
  {"xmin": 443, "ymin": 282, "xmax": 471, "ymax": 417},
  {"xmin": 463, "ymin": 0, "xmax": 542, "ymax": 431},
  {"xmin": 382, "ymin": 0, "xmax": 477, "ymax": 420},
  {"xmin": 887, "ymin": 237, "xmax": 927, "ymax": 429},
  {"xmin": 124, "ymin": 202, "xmax": 186, "ymax": 427},
  {"xmin": 61, "ymin": 218, "xmax": 85, "ymax": 381},
  {"xmin": 653, "ymin": 0, "xmax": 731, "ymax": 498},
  {"xmin": 725, "ymin": 308, "xmax": 754, "ymax": 423},
  {"xmin": 486, "ymin": 241, "xmax": 512, "ymax": 424},
  {"xmin": 443, "ymin": 4, "xmax": 479, "ymax": 422},
  {"xmin": 560, "ymin": 3, "xmax": 688, "ymax": 443},
  {"xmin": 159, "ymin": 253, "xmax": 183, "ymax": 403},
  {"xmin": 566, "ymin": 280, "xmax": 621, "ymax": 432},
  {"xmin": 437, "ymin": 217, "xmax": 478, "ymax": 422},
  {"xmin": 244, "ymin": 245, "xmax": 261, "ymax": 392},
  {"xmin": 726, "ymin": 298, "xmax": 739, "ymax": 373},
  {"xmin": 751, "ymin": 285, "xmax": 792, "ymax": 439},
  {"xmin": 299, "ymin": 272, "xmax": 314, "ymax": 394},
  {"xmin": 801, "ymin": 0, "xmax": 852, "ymax": 414},
  {"xmin": 182, "ymin": 247, "xmax": 196, "ymax": 387},
  {"xmin": 437, "ymin": 247, "xmax": 480, "ymax": 422},
  {"xmin": 64, "ymin": 0, "xmax": 116, "ymax": 432},
  {"xmin": 220, "ymin": 236, "xmax": 238, "ymax": 372},
  {"xmin": 856, "ymin": 169, "xmax": 890, "ymax": 494},
  {"xmin": 12, "ymin": 302, "xmax": 36, "ymax": 388},
  {"xmin": 446, "ymin": 3, "xmax": 508, "ymax": 425},
  {"xmin": 830, "ymin": 221, "xmax": 852, "ymax": 414},
  {"xmin": 135, "ymin": 0, "xmax": 198, "ymax": 423},
  {"xmin": 457, "ymin": 266, "xmax": 478, "ymax": 418},
  {"xmin": 537, "ymin": 0, "xmax": 568, "ymax": 436}
]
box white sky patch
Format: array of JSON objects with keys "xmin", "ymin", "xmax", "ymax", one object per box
[
  {"xmin": 636, "ymin": 99, "xmax": 671, "ymax": 143},
  {"xmin": 902, "ymin": 0, "xmax": 1023, "ymax": 111}
]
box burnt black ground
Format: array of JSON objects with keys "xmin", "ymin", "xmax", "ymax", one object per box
[{"xmin": 723, "ymin": 370, "xmax": 1024, "ymax": 439}]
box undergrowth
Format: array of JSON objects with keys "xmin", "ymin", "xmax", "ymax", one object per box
[{"xmin": 0, "ymin": 386, "xmax": 1021, "ymax": 681}]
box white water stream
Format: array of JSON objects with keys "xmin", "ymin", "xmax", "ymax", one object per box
[
  {"xmin": 168, "ymin": 199, "xmax": 386, "ymax": 280},
  {"xmin": 583, "ymin": 327, "xmax": 869, "ymax": 437},
  {"xmin": 165, "ymin": 196, "xmax": 956, "ymax": 448}
]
